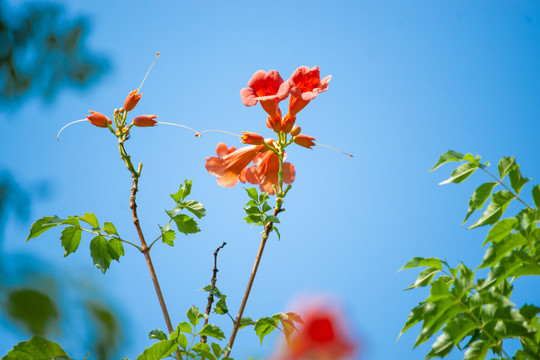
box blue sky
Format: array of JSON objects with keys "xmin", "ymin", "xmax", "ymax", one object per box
[{"xmin": 2, "ymin": 1, "xmax": 540, "ymax": 359}]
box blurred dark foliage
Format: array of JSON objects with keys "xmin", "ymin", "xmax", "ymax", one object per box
[{"xmin": 0, "ymin": 0, "xmax": 108, "ymax": 107}]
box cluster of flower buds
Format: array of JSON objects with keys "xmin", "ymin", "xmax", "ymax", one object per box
[{"xmin": 206, "ymin": 66, "xmax": 330, "ymax": 194}]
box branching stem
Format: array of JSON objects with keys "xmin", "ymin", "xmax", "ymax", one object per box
[
  {"xmin": 201, "ymin": 241, "xmax": 227, "ymax": 344},
  {"xmin": 480, "ymin": 166, "xmax": 533, "ymax": 210}
]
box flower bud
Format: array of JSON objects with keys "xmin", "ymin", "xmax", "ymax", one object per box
[
  {"xmin": 124, "ymin": 90, "xmax": 142, "ymax": 112},
  {"xmin": 290, "ymin": 124, "xmax": 301, "ymax": 137},
  {"xmin": 133, "ymin": 114, "xmax": 158, "ymax": 127},
  {"xmin": 266, "ymin": 116, "xmax": 282, "ymax": 133},
  {"xmin": 241, "ymin": 131, "xmax": 264, "ymax": 145},
  {"xmin": 281, "ymin": 114, "xmax": 296, "ymax": 134},
  {"xmin": 86, "ymin": 110, "xmax": 112, "ymax": 128},
  {"xmin": 294, "ymin": 134, "xmax": 316, "ymax": 149}
]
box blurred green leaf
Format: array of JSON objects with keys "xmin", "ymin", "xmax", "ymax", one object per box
[
  {"xmin": 27, "ymin": 216, "xmax": 64, "ymax": 240},
  {"xmin": 483, "ymin": 218, "xmax": 517, "ymax": 245},
  {"xmin": 498, "ymin": 156, "xmax": 516, "ymax": 180},
  {"xmin": 266, "ymin": 216, "xmax": 280, "ymax": 223},
  {"xmin": 107, "ymin": 238, "xmax": 124, "ymax": 262},
  {"xmin": 509, "ymin": 168, "xmax": 530, "ymax": 195},
  {"xmin": 468, "ymin": 191, "xmax": 514, "ymax": 229},
  {"xmin": 463, "ymin": 340, "xmax": 489, "ymax": 360},
  {"xmin": 464, "ymin": 182, "xmax": 497, "ymax": 223},
  {"xmin": 532, "ymin": 185, "xmax": 540, "ymax": 209},
  {"xmin": 80, "ymin": 212, "xmax": 99, "ymax": 229},
  {"xmin": 187, "ymin": 306, "xmax": 203, "ymax": 327},
  {"xmin": 90, "ymin": 235, "xmax": 112, "ymax": 273},
  {"xmin": 213, "ymin": 297, "xmax": 228, "ymax": 315},
  {"xmin": 60, "ymin": 226, "xmax": 81, "ymax": 257},
  {"xmin": 211, "ymin": 342, "xmax": 223, "ymax": 358},
  {"xmin": 404, "ymin": 267, "xmax": 440, "ymax": 290},
  {"xmin": 197, "ymin": 324, "xmax": 225, "ymax": 340},
  {"xmin": 3, "ymin": 336, "xmax": 71, "ymax": 360},
  {"xmin": 400, "ymin": 257, "xmax": 442, "ymax": 271},
  {"xmin": 102, "ymin": 222, "xmax": 118, "ymax": 236},
  {"xmin": 439, "ymin": 162, "xmax": 479, "ymax": 185},
  {"xmin": 239, "ymin": 316, "xmax": 254, "ymax": 329},
  {"xmin": 245, "ymin": 188, "xmax": 259, "ymax": 202},
  {"xmin": 159, "ymin": 224, "xmax": 175, "ymax": 246},
  {"xmin": 191, "ymin": 343, "xmax": 216, "ymax": 360},
  {"xmin": 86, "ymin": 300, "xmax": 121, "ymax": 360},
  {"xmin": 430, "ymin": 151, "xmax": 464, "ymax": 172},
  {"xmin": 136, "ymin": 339, "xmax": 177, "ymax": 360},
  {"xmin": 148, "ymin": 329, "xmax": 167, "ymax": 341},
  {"xmin": 478, "ymin": 233, "xmax": 527, "ymax": 269},
  {"xmin": 6, "ymin": 289, "xmax": 58, "ymax": 335}
]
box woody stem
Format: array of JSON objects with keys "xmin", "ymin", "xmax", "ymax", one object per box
[{"xmin": 118, "ymin": 139, "xmax": 181, "ymax": 360}]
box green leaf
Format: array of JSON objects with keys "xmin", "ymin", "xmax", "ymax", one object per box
[
  {"xmin": 404, "ymin": 267, "xmax": 440, "ymax": 290},
  {"xmin": 211, "ymin": 343, "xmax": 223, "ymax": 358},
  {"xmin": 6, "ymin": 289, "xmax": 59, "ymax": 335},
  {"xmin": 187, "ymin": 306, "xmax": 202, "ymax": 327},
  {"xmin": 498, "ymin": 156, "xmax": 515, "ymax": 180},
  {"xmin": 464, "ymin": 182, "xmax": 497, "ymax": 223},
  {"xmin": 136, "ymin": 339, "xmax": 177, "ymax": 360},
  {"xmin": 439, "ymin": 162, "xmax": 479, "ymax": 185},
  {"xmin": 60, "ymin": 226, "xmax": 82, "ymax": 257},
  {"xmin": 102, "ymin": 222, "xmax": 118, "ymax": 236},
  {"xmin": 468, "ymin": 191, "xmax": 515, "ymax": 229},
  {"xmin": 201, "ymin": 285, "xmax": 223, "ymax": 298},
  {"xmin": 272, "ymin": 226, "xmax": 281, "ymax": 240},
  {"xmin": 197, "ymin": 324, "xmax": 225, "ymax": 340},
  {"xmin": 176, "ymin": 333, "xmax": 187, "ymax": 350},
  {"xmin": 245, "ymin": 188, "xmax": 259, "ymax": 202},
  {"xmin": 254, "ymin": 317, "xmax": 278, "ymax": 345},
  {"xmin": 3, "ymin": 336, "xmax": 70, "ymax": 360},
  {"xmin": 533, "ymin": 185, "xmax": 540, "ymax": 209},
  {"xmin": 80, "ymin": 212, "xmax": 99, "ymax": 229},
  {"xmin": 520, "ymin": 304, "xmax": 540, "ymax": 320},
  {"xmin": 191, "ymin": 343, "xmax": 216, "ymax": 360},
  {"xmin": 27, "ymin": 216, "xmax": 65, "ymax": 241},
  {"xmin": 430, "ymin": 151, "xmax": 464, "ymax": 172},
  {"xmin": 483, "ymin": 218, "xmax": 517, "ymax": 245},
  {"xmin": 266, "ymin": 216, "xmax": 280, "ymax": 223},
  {"xmin": 159, "ymin": 224, "xmax": 175, "ymax": 246},
  {"xmin": 478, "ymin": 232, "xmax": 527, "ymax": 269},
  {"xmin": 463, "ymin": 340, "xmax": 489, "ymax": 360},
  {"xmin": 90, "ymin": 235, "xmax": 112, "ymax": 273},
  {"xmin": 149, "ymin": 329, "xmax": 168, "ymax": 341},
  {"xmin": 509, "ymin": 168, "xmax": 530, "ymax": 195},
  {"xmin": 180, "ymin": 200, "xmax": 206, "ymax": 219},
  {"xmin": 171, "ymin": 179, "xmax": 193, "ymax": 203},
  {"xmin": 172, "ymin": 214, "xmax": 200, "ymax": 235},
  {"xmin": 239, "ymin": 316, "xmax": 254, "ymax": 329},
  {"xmin": 415, "ymin": 300, "xmax": 466, "ymax": 347},
  {"xmin": 400, "ymin": 257, "xmax": 442, "ymax": 271},
  {"xmin": 107, "ymin": 238, "xmax": 125, "ymax": 262},
  {"xmin": 213, "ymin": 297, "xmax": 228, "ymax": 315}
]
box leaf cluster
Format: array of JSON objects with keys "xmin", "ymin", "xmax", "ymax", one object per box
[
  {"xmin": 400, "ymin": 151, "xmax": 540, "ymax": 359},
  {"xmin": 243, "ymin": 188, "xmax": 280, "ymax": 239}
]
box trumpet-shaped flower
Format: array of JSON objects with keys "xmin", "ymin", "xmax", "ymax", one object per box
[
  {"xmin": 205, "ymin": 142, "xmax": 264, "ymax": 188},
  {"xmin": 124, "ymin": 90, "xmax": 142, "ymax": 112},
  {"xmin": 294, "ymin": 134, "xmax": 316, "ymax": 149},
  {"xmin": 86, "ymin": 111, "xmax": 111, "ymax": 128},
  {"xmin": 288, "ymin": 66, "xmax": 332, "ymax": 117},
  {"xmin": 245, "ymin": 150, "xmax": 295, "ymax": 195},
  {"xmin": 241, "ymin": 131, "xmax": 265, "ymax": 145},
  {"xmin": 133, "ymin": 114, "xmax": 158, "ymax": 127},
  {"xmin": 240, "ymin": 70, "xmax": 290, "ymax": 120}
]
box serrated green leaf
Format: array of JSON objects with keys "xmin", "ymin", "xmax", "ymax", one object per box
[
  {"xmin": 404, "ymin": 267, "xmax": 440, "ymax": 290},
  {"xmin": 509, "ymin": 168, "xmax": 530, "ymax": 195},
  {"xmin": 213, "ymin": 297, "xmax": 228, "ymax": 315},
  {"xmin": 468, "ymin": 191, "xmax": 515, "ymax": 229},
  {"xmin": 176, "ymin": 333, "xmax": 188, "ymax": 349},
  {"xmin": 211, "ymin": 343, "xmax": 223, "ymax": 358},
  {"xmin": 27, "ymin": 216, "xmax": 65, "ymax": 241},
  {"xmin": 180, "ymin": 200, "xmax": 206, "ymax": 219},
  {"xmin": 400, "ymin": 257, "xmax": 443, "ymax": 271},
  {"xmin": 80, "ymin": 213, "xmax": 99, "ymax": 229},
  {"xmin": 239, "ymin": 316, "xmax": 255, "ymax": 329},
  {"xmin": 197, "ymin": 324, "xmax": 225, "ymax": 340},
  {"xmin": 187, "ymin": 306, "xmax": 202, "ymax": 327},
  {"xmin": 439, "ymin": 162, "xmax": 479, "ymax": 185},
  {"xmin": 244, "ymin": 206, "xmax": 262, "ymax": 215},
  {"xmin": 463, "ymin": 340, "xmax": 489, "ymax": 360},
  {"xmin": 107, "ymin": 238, "xmax": 124, "ymax": 262},
  {"xmin": 533, "ymin": 185, "xmax": 540, "ymax": 209},
  {"xmin": 172, "ymin": 214, "xmax": 200, "ymax": 235},
  {"xmin": 60, "ymin": 226, "xmax": 82, "ymax": 257},
  {"xmin": 498, "ymin": 156, "xmax": 515, "ymax": 180},
  {"xmin": 171, "ymin": 180, "xmax": 193, "ymax": 203},
  {"xmin": 136, "ymin": 339, "xmax": 177, "ymax": 360},
  {"xmin": 478, "ymin": 232, "xmax": 527, "ymax": 269},
  {"xmin": 430, "ymin": 151, "xmax": 464, "ymax": 172},
  {"xmin": 191, "ymin": 343, "xmax": 216, "ymax": 360},
  {"xmin": 102, "ymin": 222, "xmax": 118, "ymax": 236},
  {"xmin": 245, "ymin": 188, "xmax": 259, "ymax": 202},
  {"xmin": 254, "ymin": 317, "xmax": 278, "ymax": 345},
  {"xmin": 483, "ymin": 218, "xmax": 517, "ymax": 245},
  {"xmin": 464, "ymin": 182, "xmax": 497, "ymax": 223},
  {"xmin": 149, "ymin": 329, "xmax": 168, "ymax": 341},
  {"xmin": 159, "ymin": 224, "xmax": 175, "ymax": 247},
  {"xmin": 3, "ymin": 336, "xmax": 70, "ymax": 360},
  {"xmin": 90, "ymin": 236, "xmax": 112, "ymax": 273},
  {"xmin": 261, "ymin": 202, "xmax": 272, "ymax": 213}
]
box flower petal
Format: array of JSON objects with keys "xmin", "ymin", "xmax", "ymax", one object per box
[
  {"xmin": 283, "ymin": 162, "xmax": 296, "ymax": 184},
  {"xmin": 240, "ymin": 87, "xmax": 258, "ymax": 107},
  {"xmin": 216, "ymin": 142, "xmax": 229, "ymax": 158},
  {"xmin": 245, "ymin": 165, "xmax": 264, "ymax": 184},
  {"xmin": 205, "ymin": 157, "xmax": 226, "ymax": 177},
  {"xmin": 217, "ymin": 171, "xmax": 239, "ymax": 187}
]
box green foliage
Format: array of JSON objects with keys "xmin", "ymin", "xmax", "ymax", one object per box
[
  {"xmin": 163, "ymin": 180, "xmax": 206, "ymax": 242},
  {"xmin": 2, "ymin": 336, "xmax": 72, "ymax": 360},
  {"xmin": 27, "ymin": 214, "xmax": 124, "ymax": 273},
  {"xmin": 136, "ymin": 339, "xmax": 177, "ymax": 360},
  {"xmin": 5, "ymin": 289, "xmax": 58, "ymax": 335},
  {"xmin": 401, "ymin": 151, "xmax": 540, "ymax": 359},
  {"xmin": 243, "ymin": 188, "xmax": 280, "ymax": 238}
]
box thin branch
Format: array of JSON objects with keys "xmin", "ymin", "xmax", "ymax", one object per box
[
  {"xmin": 480, "ymin": 166, "xmax": 533, "ymax": 210},
  {"xmin": 201, "ymin": 241, "xmax": 227, "ymax": 344},
  {"xmin": 118, "ymin": 138, "xmax": 181, "ymax": 360}
]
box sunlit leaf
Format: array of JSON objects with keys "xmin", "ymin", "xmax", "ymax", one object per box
[
  {"xmin": 90, "ymin": 235, "xmax": 112, "ymax": 273},
  {"xmin": 483, "ymin": 218, "xmax": 517, "ymax": 245},
  {"xmin": 439, "ymin": 162, "xmax": 479, "ymax": 185},
  {"xmin": 463, "ymin": 182, "xmax": 497, "ymax": 223},
  {"xmin": 60, "ymin": 226, "xmax": 82, "ymax": 257},
  {"xmin": 27, "ymin": 216, "xmax": 64, "ymax": 241},
  {"xmin": 497, "ymin": 156, "xmax": 515, "ymax": 180},
  {"xmin": 3, "ymin": 336, "xmax": 71, "ymax": 360},
  {"xmin": 400, "ymin": 257, "xmax": 442, "ymax": 271},
  {"xmin": 509, "ymin": 168, "xmax": 530, "ymax": 195},
  {"xmin": 197, "ymin": 324, "xmax": 225, "ymax": 340},
  {"xmin": 107, "ymin": 238, "xmax": 124, "ymax": 262},
  {"xmin": 148, "ymin": 329, "xmax": 167, "ymax": 341},
  {"xmin": 172, "ymin": 214, "xmax": 200, "ymax": 235},
  {"xmin": 136, "ymin": 339, "xmax": 177, "ymax": 360},
  {"xmin": 102, "ymin": 222, "xmax": 118, "ymax": 236},
  {"xmin": 80, "ymin": 212, "xmax": 99, "ymax": 229},
  {"xmin": 468, "ymin": 191, "xmax": 514, "ymax": 229},
  {"xmin": 430, "ymin": 151, "xmax": 464, "ymax": 172},
  {"xmin": 404, "ymin": 267, "xmax": 440, "ymax": 290},
  {"xmin": 254, "ymin": 317, "xmax": 278, "ymax": 345}
]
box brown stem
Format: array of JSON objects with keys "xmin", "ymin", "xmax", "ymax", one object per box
[
  {"xmin": 201, "ymin": 241, "xmax": 227, "ymax": 344},
  {"xmin": 119, "ymin": 139, "xmax": 181, "ymax": 360},
  {"xmin": 225, "ymin": 205, "xmax": 283, "ymax": 357}
]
